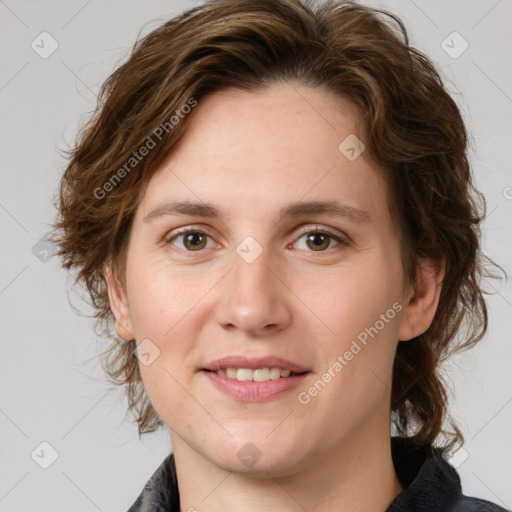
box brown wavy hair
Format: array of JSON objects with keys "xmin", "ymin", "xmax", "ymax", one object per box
[{"xmin": 50, "ymin": 0, "xmax": 504, "ymax": 453}]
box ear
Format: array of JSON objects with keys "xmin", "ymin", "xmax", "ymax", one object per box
[
  {"xmin": 104, "ymin": 260, "xmax": 135, "ymax": 341},
  {"xmin": 397, "ymin": 257, "xmax": 445, "ymax": 342}
]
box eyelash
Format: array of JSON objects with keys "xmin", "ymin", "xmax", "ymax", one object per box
[{"xmin": 164, "ymin": 225, "xmax": 351, "ymax": 254}]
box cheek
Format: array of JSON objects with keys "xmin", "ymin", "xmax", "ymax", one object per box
[
  {"xmin": 301, "ymin": 254, "xmax": 403, "ymax": 346},
  {"xmin": 125, "ymin": 266, "xmax": 202, "ymax": 418},
  {"xmin": 302, "ymin": 282, "xmax": 400, "ymax": 433},
  {"xmin": 123, "ymin": 255, "xmax": 214, "ymax": 385},
  {"xmin": 302, "ymin": 254, "xmax": 402, "ymax": 411},
  {"xmin": 125, "ymin": 251, "xmax": 205, "ymax": 340}
]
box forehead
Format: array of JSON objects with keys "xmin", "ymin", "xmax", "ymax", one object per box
[{"xmin": 139, "ymin": 83, "xmax": 388, "ymax": 223}]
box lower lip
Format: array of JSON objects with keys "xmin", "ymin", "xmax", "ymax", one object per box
[{"xmin": 201, "ymin": 370, "xmax": 310, "ymax": 401}]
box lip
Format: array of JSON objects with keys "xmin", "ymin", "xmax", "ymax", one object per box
[
  {"xmin": 201, "ymin": 355, "xmax": 309, "ymax": 373},
  {"xmin": 202, "ymin": 370, "xmax": 310, "ymax": 401}
]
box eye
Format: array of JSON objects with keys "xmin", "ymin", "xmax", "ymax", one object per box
[
  {"xmin": 165, "ymin": 228, "xmax": 215, "ymax": 252},
  {"xmin": 293, "ymin": 226, "xmax": 349, "ymax": 252},
  {"xmin": 164, "ymin": 225, "xmax": 350, "ymax": 254}
]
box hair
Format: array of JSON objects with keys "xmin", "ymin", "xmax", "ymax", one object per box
[{"xmin": 50, "ymin": 0, "xmax": 504, "ymax": 453}]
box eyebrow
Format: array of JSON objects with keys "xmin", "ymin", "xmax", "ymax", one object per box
[{"xmin": 143, "ymin": 200, "xmax": 371, "ymax": 224}]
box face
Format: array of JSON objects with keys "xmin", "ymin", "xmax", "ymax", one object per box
[{"xmin": 106, "ymin": 82, "xmax": 442, "ymax": 476}]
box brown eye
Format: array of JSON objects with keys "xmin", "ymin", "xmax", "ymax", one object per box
[
  {"xmin": 167, "ymin": 229, "xmax": 213, "ymax": 251},
  {"xmin": 294, "ymin": 227, "xmax": 346, "ymax": 252},
  {"xmin": 305, "ymin": 232, "xmax": 332, "ymax": 251},
  {"xmin": 182, "ymin": 232, "xmax": 207, "ymax": 251}
]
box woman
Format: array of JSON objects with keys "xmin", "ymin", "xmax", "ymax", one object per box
[{"xmin": 51, "ymin": 0, "xmax": 508, "ymax": 510}]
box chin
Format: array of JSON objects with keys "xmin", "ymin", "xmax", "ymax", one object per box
[{"xmin": 204, "ymin": 438, "xmax": 305, "ymax": 478}]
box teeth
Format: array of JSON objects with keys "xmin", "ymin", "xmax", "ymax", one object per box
[
  {"xmin": 270, "ymin": 368, "xmax": 282, "ymax": 380},
  {"xmin": 237, "ymin": 368, "xmax": 253, "ymax": 381},
  {"xmin": 214, "ymin": 367, "xmax": 296, "ymax": 381},
  {"xmin": 253, "ymin": 368, "xmax": 270, "ymax": 382}
]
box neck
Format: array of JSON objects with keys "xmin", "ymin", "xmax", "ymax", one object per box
[{"xmin": 172, "ymin": 426, "xmax": 403, "ymax": 512}]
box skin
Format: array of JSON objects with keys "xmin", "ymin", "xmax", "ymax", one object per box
[{"xmin": 105, "ymin": 82, "xmax": 444, "ymax": 512}]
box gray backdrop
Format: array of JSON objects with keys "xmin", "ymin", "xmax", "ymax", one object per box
[{"xmin": 0, "ymin": 0, "xmax": 511, "ymax": 510}]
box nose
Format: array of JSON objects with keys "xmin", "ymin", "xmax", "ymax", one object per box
[{"xmin": 214, "ymin": 245, "xmax": 293, "ymax": 336}]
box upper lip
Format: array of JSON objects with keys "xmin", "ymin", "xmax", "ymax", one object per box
[{"xmin": 202, "ymin": 355, "xmax": 309, "ymax": 373}]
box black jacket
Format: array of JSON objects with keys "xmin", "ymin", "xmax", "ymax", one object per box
[{"xmin": 127, "ymin": 436, "xmax": 509, "ymax": 511}]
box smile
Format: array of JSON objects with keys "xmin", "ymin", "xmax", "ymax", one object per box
[{"xmin": 208, "ymin": 367, "xmax": 302, "ymax": 381}]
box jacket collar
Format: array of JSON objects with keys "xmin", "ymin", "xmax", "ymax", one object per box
[{"xmin": 385, "ymin": 436, "xmax": 462, "ymax": 510}]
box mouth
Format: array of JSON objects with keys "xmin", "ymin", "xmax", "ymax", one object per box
[
  {"xmin": 200, "ymin": 355, "xmax": 311, "ymax": 400},
  {"xmin": 202, "ymin": 367, "xmax": 308, "ymax": 382}
]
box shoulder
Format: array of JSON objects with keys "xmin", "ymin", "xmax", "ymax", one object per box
[
  {"xmin": 449, "ymin": 495, "xmax": 510, "ymax": 511},
  {"xmin": 388, "ymin": 437, "xmax": 509, "ymax": 512}
]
